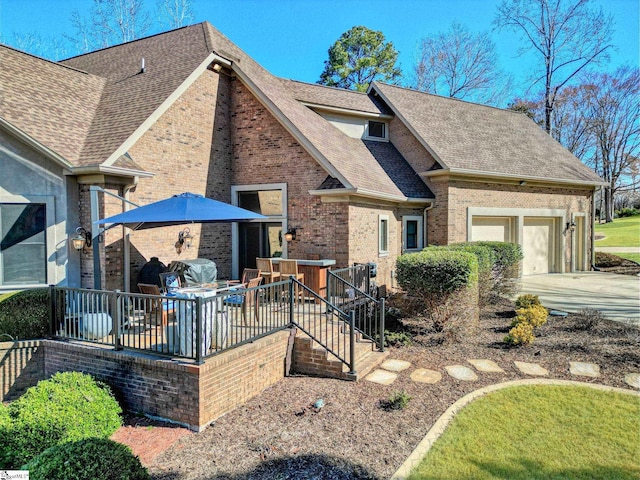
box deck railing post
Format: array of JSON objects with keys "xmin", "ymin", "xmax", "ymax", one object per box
[
  {"xmin": 49, "ymin": 284, "xmax": 56, "ymax": 337},
  {"xmin": 195, "ymin": 296, "xmax": 203, "ymax": 364},
  {"xmin": 288, "ymin": 279, "xmax": 295, "ymax": 325},
  {"xmin": 349, "ymin": 310, "xmax": 356, "ymax": 375},
  {"xmin": 112, "ymin": 290, "xmax": 122, "ymax": 350},
  {"xmin": 379, "ymin": 297, "xmax": 385, "ymax": 352}
]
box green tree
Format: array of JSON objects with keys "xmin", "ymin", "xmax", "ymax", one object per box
[{"xmin": 318, "ymin": 26, "xmax": 402, "ymax": 92}]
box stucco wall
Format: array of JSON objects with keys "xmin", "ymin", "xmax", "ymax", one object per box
[{"xmin": 0, "ymin": 130, "xmax": 72, "ymax": 290}]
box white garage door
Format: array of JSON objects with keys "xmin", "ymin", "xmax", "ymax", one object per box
[
  {"xmin": 522, "ymin": 217, "xmax": 555, "ymax": 275},
  {"xmin": 471, "ymin": 217, "xmax": 513, "ymax": 242}
]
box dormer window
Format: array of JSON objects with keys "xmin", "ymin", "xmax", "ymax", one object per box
[{"xmin": 367, "ymin": 120, "xmax": 387, "ymax": 140}]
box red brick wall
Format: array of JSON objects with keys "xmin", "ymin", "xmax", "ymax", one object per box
[
  {"xmin": 230, "ymin": 80, "xmax": 350, "ymax": 264},
  {"xmin": 0, "ymin": 340, "xmax": 45, "ymax": 402},
  {"xmin": 42, "ymin": 331, "xmax": 290, "ymax": 431}
]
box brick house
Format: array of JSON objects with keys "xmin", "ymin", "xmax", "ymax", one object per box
[{"xmin": 0, "ymin": 22, "xmax": 605, "ymax": 294}]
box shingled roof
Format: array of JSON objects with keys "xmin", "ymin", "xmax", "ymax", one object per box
[{"xmin": 371, "ymin": 82, "xmax": 604, "ymax": 185}]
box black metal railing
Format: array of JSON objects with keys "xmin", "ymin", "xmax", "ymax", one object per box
[
  {"xmin": 327, "ymin": 265, "xmax": 385, "ymax": 351},
  {"xmin": 50, "ymin": 282, "xmax": 291, "ymax": 363}
]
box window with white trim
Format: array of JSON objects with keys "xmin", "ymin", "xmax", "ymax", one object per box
[
  {"xmin": 366, "ymin": 120, "xmax": 388, "ymax": 141},
  {"xmin": 379, "ymin": 215, "xmax": 389, "ymax": 255},
  {"xmin": 0, "ymin": 203, "xmax": 47, "ymax": 285},
  {"xmin": 402, "ymin": 215, "xmax": 423, "ymax": 251}
]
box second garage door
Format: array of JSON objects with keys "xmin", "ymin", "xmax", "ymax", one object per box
[{"xmin": 522, "ymin": 217, "xmax": 556, "ymax": 275}]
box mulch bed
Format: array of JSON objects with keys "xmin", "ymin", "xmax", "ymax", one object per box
[{"xmin": 128, "ymin": 295, "xmax": 640, "ymax": 480}]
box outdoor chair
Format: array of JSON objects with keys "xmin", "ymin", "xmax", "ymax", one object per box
[
  {"xmin": 240, "ymin": 268, "xmax": 261, "ymax": 286},
  {"xmin": 137, "ymin": 283, "xmax": 175, "ymax": 327},
  {"xmin": 223, "ymin": 276, "xmax": 264, "ymax": 325},
  {"xmin": 256, "ymin": 258, "xmax": 281, "ymax": 285},
  {"xmin": 279, "ymin": 259, "xmax": 305, "ymax": 304}
]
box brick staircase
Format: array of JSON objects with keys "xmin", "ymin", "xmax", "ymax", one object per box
[{"xmin": 292, "ymin": 321, "xmax": 389, "ymax": 381}]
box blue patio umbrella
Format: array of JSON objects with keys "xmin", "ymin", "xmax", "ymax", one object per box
[{"xmin": 95, "ymin": 192, "xmax": 266, "ymax": 230}]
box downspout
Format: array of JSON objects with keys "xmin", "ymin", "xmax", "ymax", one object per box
[
  {"xmin": 591, "ymin": 187, "xmax": 598, "ymax": 271},
  {"xmin": 122, "ymin": 178, "xmax": 139, "ymax": 292},
  {"xmin": 423, "ymin": 201, "xmax": 434, "ymax": 247}
]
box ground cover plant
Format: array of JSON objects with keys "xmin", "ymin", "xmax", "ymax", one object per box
[
  {"xmin": 0, "ymin": 371, "xmax": 122, "ymax": 468},
  {"xmin": 143, "ymin": 297, "xmax": 639, "ymax": 479},
  {"xmin": 0, "ymin": 287, "xmax": 49, "ymax": 340},
  {"xmin": 406, "ymin": 385, "xmax": 640, "ymax": 480},
  {"xmin": 594, "ymin": 215, "xmax": 640, "ymax": 246}
]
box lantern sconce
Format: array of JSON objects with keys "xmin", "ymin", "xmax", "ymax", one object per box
[
  {"xmin": 564, "ymin": 220, "xmax": 576, "ymax": 235},
  {"xmin": 175, "ymin": 227, "xmax": 194, "ymax": 254},
  {"xmin": 284, "ymin": 228, "xmax": 297, "ymax": 242},
  {"xmin": 71, "ymin": 226, "xmax": 92, "ymax": 251}
]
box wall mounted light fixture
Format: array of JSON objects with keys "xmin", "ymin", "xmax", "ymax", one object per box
[
  {"xmin": 71, "ymin": 226, "xmax": 92, "ymax": 251},
  {"xmin": 284, "ymin": 228, "xmax": 297, "ymax": 242},
  {"xmin": 565, "ymin": 220, "xmax": 576, "ymax": 234},
  {"xmin": 177, "ymin": 227, "xmax": 193, "ymax": 250}
]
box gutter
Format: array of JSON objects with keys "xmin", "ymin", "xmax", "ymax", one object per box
[
  {"xmin": 308, "ymin": 187, "xmax": 434, "ymax": 205},
  {"xmin": 421, "ymin": 168, "xmax": 608, "ymax": 188}
]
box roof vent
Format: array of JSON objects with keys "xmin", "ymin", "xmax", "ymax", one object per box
[{"xmin": 140, "ymin": 58, "xmax": 145, "ymax": 74}]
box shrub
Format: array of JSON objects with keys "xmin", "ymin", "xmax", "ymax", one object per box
[
  {"xmin": 615, "ymin": 207, "xmax": 639, "ymax": 217},
  {"xmin": 515, "ymin": 294, "xmax": 541, "ymax": 309},
  {"xmin": 452, "ymin": 241, "xmax": 523, "ymax": 298},
  {"xmin": 0, "ymin": 288, "xmax": 50, "ymax": 340},
  {"xmin": 396, "ymin": 249, "xmax": 479, "ymax": 337},
  {"xmin": 573, "ymin": 308, "xmax": 606, "ymax": 331},
  {"xmin": 595, "ymin": 251, "xmax": 624, "ymax": 268},
  {"xmin": 1, "ymin": 371, "xmax": 122, "ymax": 468},
  {"xmin": 381, "ymin": 391, "xmax": 412, "ymax": 411},
  {"xmin": 383, "ymin": 330, "xmax": 412, "ymax": 347},
  {"xmin": 513, "ymin": 304, "xmax": 548, "ymax": 328},
  {"xmin": 23, "ymin": 438, "xmax": 149, "ymax": 480},
  {"xmin": 504, "ymin": 322, "xmax": 535, "ymax": 346},
  {"xmin": 440, "ymin": 244, "xmax": 495, "ymax": 305},
  {"xmin": 396, "ymin": 250, "xmax": 478, "ymax": 295}
]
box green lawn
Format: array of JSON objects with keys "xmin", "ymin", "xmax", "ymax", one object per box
[
  {"xmin": 407, "ymin": 385, "xmax": 640, "ymax": 480},
  {"xmin": 595, "ymin": 216, "xmax": 640, "ymax": 247},
  {"xmin": 618, "ymin": 253, "xmax": 640, "ymax": 264}
]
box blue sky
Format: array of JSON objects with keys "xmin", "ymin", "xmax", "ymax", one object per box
[{"xmin": 1, "ymin": 0, "xmax": 638, "ymax": 100}]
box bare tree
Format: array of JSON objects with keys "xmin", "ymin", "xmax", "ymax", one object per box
[
  {"xmin": 157, "ymin": 0, "xmax": 195, "ymax": 29},
  {"xmin": 413, "ymin": 22, "xmax": 511, "ymax": 105},
  {"xmin": 66, "ymin": 0, "xmax": 152, "ymax": 53},
  {"xmin": 582, "ymin": 67, "xmax": 640, "ymax": 222},
  {"xmin": 4, "ymin": 32, "xmax": 69, "ymax": 60},
  {"xmin": 494, "ymin": 0, "xmax": 614, "ymax": 133}
]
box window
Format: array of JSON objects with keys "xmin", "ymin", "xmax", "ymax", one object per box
[
  {"xmin": 367, "ymin": 120, "xmax": 386, "ymax": 140},
  {"xmin": 402, "ymin": 215, "xmax": 423, "ymax": 251},
  {"xmin": 379, "ymin": 215, "xmax": 389, "ymax": 255},
  {"xmin": 0, "ymin": 203, "xmax": 47, "ymax": 285}
]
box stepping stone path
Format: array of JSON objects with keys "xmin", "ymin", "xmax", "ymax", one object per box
[
  {"xmin": 410, "ymin": 368, "xmax": 442, "ymax": 384},
  {"xmin": 468, "ymin": 359, "xmax": 505, "ymax": 373},
  {"xmin": 625, "ymin": 373, "xmax": 640, "ymax": 389},
  {"xmin": 366, "ymin": 358, "xmax": 636, "ymax": 390},
  {"xmin": 444, "ymin": 365, "xmax": 478, "ymax": 381},
  {"xmin": 514, "ymin": 361, "xmax": 549, "ymax": 376},
  {"xmin": 381, "ymin": 359, "xmax": 412, "ymax": 372},
  {"xmin": 365, "ymin": 369, "xmax": 398, "ymax": 385},
  {"xmin": 569, "ymin": 361, "xmax": 600, "ymax": 378}
]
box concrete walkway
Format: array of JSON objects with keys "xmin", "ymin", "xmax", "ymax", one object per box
[{"xmin": 520, "ymin": 272, "xmax": 639, "ymax": 325}]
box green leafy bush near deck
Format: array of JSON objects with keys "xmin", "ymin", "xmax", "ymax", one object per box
[
  {"xmin": 0, "ymin": 288, "xmax": 50, "ymax": 340},
  {"xmin": 23, "ymin": 438, "xmax": 149, "ymax": 480},
  {"xmin": 396, "ymin": 250, "xmax": 479, "ymax": 337},
  {"xmin": 0, "ymin": 371, "xmax": 122, "ymax": 468},
  {"xmin": 435, "ymin": 244, "xmax": 495, "ymax": 305}
]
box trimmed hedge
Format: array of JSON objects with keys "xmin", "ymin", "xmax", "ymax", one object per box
[
  {"xmin": 396, "ymin": 249, "xmax": 478, "ymax": 295},
  {"xmin": 439, "ymin": 244, "xmax": 495, "ymax": 305},
  {"xmin": 0, "ymin": 288, "xmax": 50, "ymax": 340},
  {"xmin": 23, "ymin": 438, "xmax": 149, "ymax": 480},
  {"xmin": 396, "ymin": 249, "xmax": 479, "ymax": 338},
  {"xmin": 0, "ymin": 371, "xmax": 122, "ymax": 468},
  {"xmin": 451, "ymin": 241, "xmax": 523, "ymax": 297}
]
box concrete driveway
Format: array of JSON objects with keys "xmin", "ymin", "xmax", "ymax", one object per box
[{"xmin": 519, "ymin": 272, "xmax": 639, "ymax": 326}]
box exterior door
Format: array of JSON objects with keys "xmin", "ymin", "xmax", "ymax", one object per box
[
  {"xmin": 574, "ymin": 216, "xmax": 587, "ymax": 271},
  {"xmin": 238, "ymin": 222, "xmax": 282, "ymax": 272}
]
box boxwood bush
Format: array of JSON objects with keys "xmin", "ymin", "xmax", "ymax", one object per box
[
  {"xmin": 23, "ymin": 438, "xmax": 149, "ymax": 480},
  {"xmin": 0, "ymin": 371, "xmax": 122, "ymax": 468},
  {"xmin": 441, "ymin": 244, "xmax": 495, "ymax": 305},
  {"xmin": 452, "ymin": 241, "xmax": 523, "ymax": 297},
  {"xmin": 396, "ymin": 249, "xmax": 479, "ymax": 337},
  {"xmin": 0, "ymin": 288, "xmax": 50, "ymax": 340}
]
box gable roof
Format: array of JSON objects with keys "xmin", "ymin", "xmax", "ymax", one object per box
[{"xmin": 371, "ymin": 82, "xmax": 604, "ymax": 185}]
